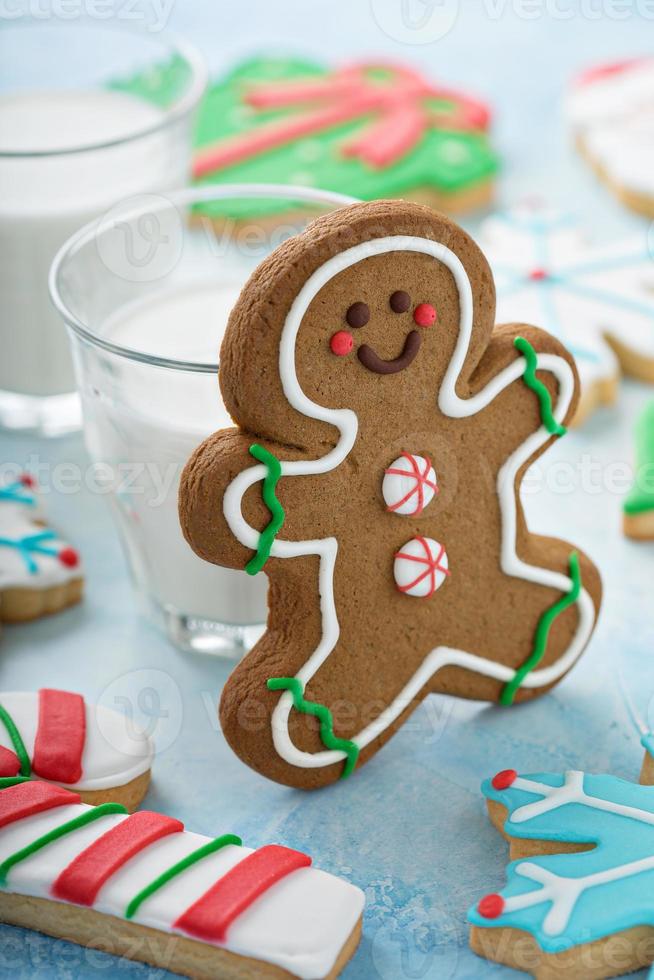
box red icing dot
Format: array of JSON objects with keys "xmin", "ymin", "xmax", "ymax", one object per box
[
  {"xmin": 529, "ymin": 268, "xmax": 548, "ymax": 281},
  {"xmin": 58, "ymin": 547, "xmax": 79, "ymax": 568},
  {"xmin": 413, "ymin": 303, "xmax": 437, "ymax": 328},
  {"xmin": 492, "ymin": 768, "xmax": 518, "ymax": 790},
  {"xmin": 20, "ymin": 474, "xmax": 35, "ymax": 488},
  {"xmin": 478, "ymin": 893, "xmax": 505, "ymax": 919},
  {"xmin": 330, "ymin": 331, "xmax": 354, "ymax": 356}
]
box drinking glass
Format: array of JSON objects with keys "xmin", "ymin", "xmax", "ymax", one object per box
[
  {"xmin": 0, "ymin": 20, "xmax": 206, "ymax": 435},
  {"xmin": 50, "ymin": 184, "xmax": 357, "ymax": 655}
]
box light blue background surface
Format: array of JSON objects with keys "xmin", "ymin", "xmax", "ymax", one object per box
[{"xmin": 2, "ymin": 2, "xmax": 654, "ymax": 977}]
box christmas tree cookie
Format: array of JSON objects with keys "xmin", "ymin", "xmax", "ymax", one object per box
[
  {"xmin": 470, "ymin": 768, "xmax": 654, "ymax": 978},
  {"xmin": 0, "ymin": 779, "xmax": 364, "ymax": 979},
  {"xmin": 623, "ymin": 400, "xmax": 654, "ymax": 540},
  {"xmin": 190, "ymin": 58, "xmax": 498, "ymax": 221}
]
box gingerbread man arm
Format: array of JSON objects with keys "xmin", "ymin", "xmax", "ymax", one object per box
[{"xmin": 179, "ymin": 428, "xmax": 338, "ymax": 572}]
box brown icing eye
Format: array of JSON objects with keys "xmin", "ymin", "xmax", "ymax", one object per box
[
  {"xmin": 345, "ymin": 302, "xmax": 370, "ymax": 328},
  {"xmin": 389, "ymin": 290, "xmax": 411, "ymax": 313}
]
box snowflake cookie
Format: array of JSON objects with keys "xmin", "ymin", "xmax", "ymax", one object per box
[
  {"xmin": 180, "ymin": 200, "xmax": 602, "ymax": 789},
  {"xmin": 481, "ymin": 205, "xmax": 654, "ymax": 426},
  {"xmin": 567, "ymin": 58, "xmax": 654, "ymax": 219},
  {"xmin": 470, "ymin": 768, "xmax": 654, "ymax": 978},
  {"xmin": 0, "ymin": 779, "xmax": 364, "ymax": 979},
  {"xmin": 0, "ymin": 689, "xmax": 153, "ymax": 812},
  {"xmin": 0, "ymin": 472, "xmax": 82, "ymax": 621}
]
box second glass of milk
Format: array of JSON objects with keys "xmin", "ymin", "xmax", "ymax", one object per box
[
  {"xmin": 0, "ymin": 21, "xmax": 205, "ymax": 434},
  {"xmin": 51, "ymin": 185, "xmax": 357, "ymax": 656}
]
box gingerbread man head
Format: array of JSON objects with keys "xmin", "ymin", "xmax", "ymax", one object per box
[
  {"xmin": 180, "ymin": 200, "xmax": 601, "ymax": 789},
  {"xmin": 220, "ymin": 201, "xmax": 497, "ymax": 451}
]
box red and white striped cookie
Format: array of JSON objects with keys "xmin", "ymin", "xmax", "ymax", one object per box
[
  {"xmin": 0, "ymin": 780, "xmax": 364, "ymax": 979},
  {"xmin": 0, "ymin": 690, "xmax": 154, "ymax": 812}
]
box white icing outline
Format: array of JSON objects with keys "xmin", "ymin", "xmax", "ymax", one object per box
[
  {"xmin": 499, "ymin": 772, "xmax": 654, "ymax": 936},
  {"xmin": 222, "ymin": 236, "xmax": 596, "ymax": 771}
]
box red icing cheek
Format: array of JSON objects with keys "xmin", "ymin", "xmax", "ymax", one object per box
[
  {"xmin": 330, "ymin": 331, "xmax": 354, "ymax": 356},
  {"xmin": 413, "ymin": 303, "xmax": 437, "ymax": 328}
]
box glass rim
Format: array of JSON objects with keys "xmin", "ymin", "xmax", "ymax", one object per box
[
  {"xmin": 49, "ymin": 183, "xmax": 359, "ymax": 374},
  {"xmin": 0, "ymin": 19, "xmax": 207, "ymax": 158}
]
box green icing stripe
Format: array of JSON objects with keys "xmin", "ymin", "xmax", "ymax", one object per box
[
  {"xmin": 0, "ymin": 777, "xmax": 30, "ymax": 790},
  {"xmin": 267, "ymin": 677, "xmax": 359, "ymax": 779},
  {"xmin": 246, "ymin": 444, "xmax": 285, "ymax": 576},
  {"xmin": 0, "ymin": 802, "xmax": 126, "ymax": 888},
  {"xmin": 0, "ymin": 702, "xmax": 31, "ymax": 777},
  {"xmin": 125, "ymin": 833, "xmax": 242, "ymax": 919},
  {"xmin": 624, "ymin": 400, "xmax": 654, "ymax": 515},
  {"xmin": 500, "ymin": 552, "xmax": 582, "ymax": 706},
  {"xmin": 515, "ymin": 336, "xmax": 567, "ymax": 437}
]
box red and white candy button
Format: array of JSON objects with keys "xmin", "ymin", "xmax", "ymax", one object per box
[
  {"xmin": 394, "ymin": 536, "xmax": 450, "ymax": 598},
  {"xmin": 382, "ymin": 453, "xmax": 438, "ymax": 516}
]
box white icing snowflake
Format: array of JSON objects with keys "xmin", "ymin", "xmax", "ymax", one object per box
[{"xmin": 481, "ymin": 206, "xmax": 654, "ymax": 416}]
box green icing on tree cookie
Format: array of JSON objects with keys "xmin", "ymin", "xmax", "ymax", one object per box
[{"xmin": 625, "ymin": 400, "xmax": 654, "ymax": 516}]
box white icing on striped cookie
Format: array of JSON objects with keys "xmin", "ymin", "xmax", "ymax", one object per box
[
  {"xmin": 0, "ymin": 691, "xmax": 153, "ymax": 792},
  {"xmin": 0, "ymin": 787, "xmax": 364, "ymax": 979}
]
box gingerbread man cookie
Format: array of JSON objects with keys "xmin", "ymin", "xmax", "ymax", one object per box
[{"xmin": 180, "ymin": 201, "xmax": 602, "ymax": 789}]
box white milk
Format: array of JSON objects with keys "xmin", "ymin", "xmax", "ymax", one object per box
[
  {"xmin": 81, "ymin": 281, "xmax": 268, "ymax": 628},
  {"xmin": 0, "ymin": 89, "xmax": 188, "ymax": 397}
]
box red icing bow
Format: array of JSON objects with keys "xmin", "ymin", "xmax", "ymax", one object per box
[{"xmin": 194, "ymin": 63, "xmax": 491, "ymax": 178}]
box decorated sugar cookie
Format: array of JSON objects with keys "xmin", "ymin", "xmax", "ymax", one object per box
[
  {"xmin": 0, "ymin": 472, "xmax": 45, "ymax": 523},
  {"xmin": 623, "ymin": 400, "xmax": 654, "ymax": 541},
  {"xmin": 0, "ymin": 690, "xmax": 154, "ymax": 812},
  {"xmin": 567, "ymin": 58, "xmax": 654, "ymax": 218},
  {"xmin": 0, "ymin": 779, "xmax": 363, "ymax": 979},
  {"xmin": 0, "ymin": 473, "xmax": 82, "ymax": 621},
  {"xmin": 179, "ymin": 200, "xmax": 601, "ymax": 789},
  {"xmin": 481, "ymin": 205, "xmax": 654, "ymax": 425},
  {"xmin": 188, "ymin": 57, "xmax": 498, "ymax": 220},
  {"xmin": 469, "ymin": 768, "xmax": 654, "ymax": 977}
]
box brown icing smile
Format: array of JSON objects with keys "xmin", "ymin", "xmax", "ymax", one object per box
[{"xmin": 357, "ymin": 330, "xmax": 421, "ymax": 375}]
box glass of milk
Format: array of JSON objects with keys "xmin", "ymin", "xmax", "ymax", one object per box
[
  {"xmin": 50, "ymin": 185, "xmax": 357, "ymax": 656},
  {"xmin": 0, "ymin": 21, "xmax": 206, "ymax": 435}
]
